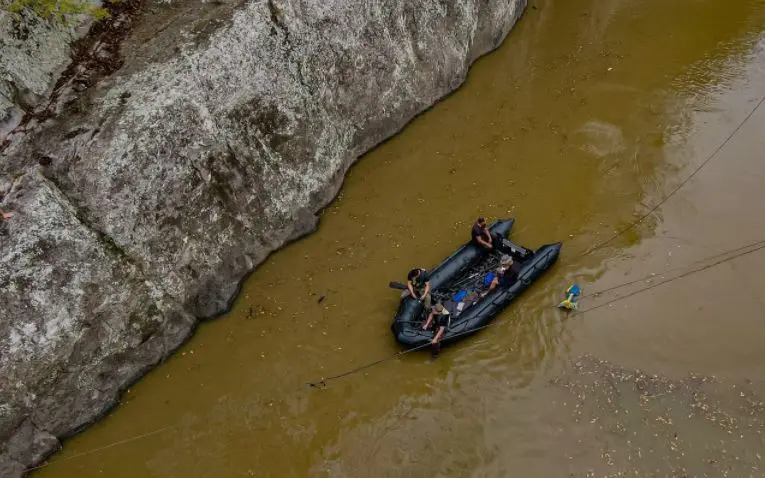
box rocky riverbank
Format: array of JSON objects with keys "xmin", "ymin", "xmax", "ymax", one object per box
[{"xmin": 0, "ymin": 0, "xmax": 527, "ymax": 474}]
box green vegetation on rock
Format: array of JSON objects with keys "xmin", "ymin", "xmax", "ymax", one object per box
[{"xmin": 1, "ymin": 0, "xmax": 109, "ymax": 24}]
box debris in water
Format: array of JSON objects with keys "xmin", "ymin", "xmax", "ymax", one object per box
[{"xmin": 551, "ymin": 354, "xmax": 765, "ymax": 476}]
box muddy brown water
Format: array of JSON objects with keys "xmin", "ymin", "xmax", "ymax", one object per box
[{"xmin": 34, "ymin": 0, "xmax": 765, "ymax": 476}]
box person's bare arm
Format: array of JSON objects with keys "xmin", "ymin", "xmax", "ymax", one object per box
[
  {"xmin": 432, "ymin": 326, "xmax": 446, "ymax": 344},
  {"xmin": 422, "ymin": 281, "xmax": 431, "ymax": 299},
  {"xmin": 482, "ymin": 276, "xmax": 499, "ymax": 297},
  {"xmin": 485, "ymin": 228, "xmax": 493, "ymax": 244},
  {"xmin": 489, "ymin": 276, "xmax": 499, "ymax": 292},
  {"xmin": 1, "ymin": 209, "xmax": 14, "ymax": 219},
  {"xmin": 475, "ymin": 236, "xmax": 492, "ymax": 249},
  {"xmin": 407, "ymin": 280, "xmax": 417, "ymax": 299},
  {"xmin": 422, "ymin": 311, "xmax": 435, "ymax": 330}
]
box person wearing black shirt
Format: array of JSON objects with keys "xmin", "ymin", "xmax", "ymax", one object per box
[
  {"xmin": 407, "ymin": 268, "xmax": 432, "ymax": 309},
  {"xmin": 471, "ymin": 216, "xmax": 493, "ymax": 250},
  {"xmin": 422, "ymin": 302, "xmax": 450, "ymax": 346},
  {"xmin": 483, "ymin": 255, "xmax": 519, "ymax": 295}
]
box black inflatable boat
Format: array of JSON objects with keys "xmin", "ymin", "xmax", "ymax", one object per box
[{"xmin": 390, "ymin": 219, "xmax": 561, "ymax": 349}]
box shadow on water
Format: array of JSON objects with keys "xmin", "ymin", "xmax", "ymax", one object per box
[{"xmin": 33, "ymin": 0, "xmax": 765, "ymax": 477}]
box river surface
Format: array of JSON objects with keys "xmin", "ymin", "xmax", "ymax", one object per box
[{"xmin": 35, "ymin": 0, "xmax": 765, "ymax": 476}]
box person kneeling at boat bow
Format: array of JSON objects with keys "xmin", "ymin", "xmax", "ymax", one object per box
[
  {"xmin": 422, "ymin": 302, "xmax": 450, "ymax": 345},
  {"xmin": 407, "ymin": 268, "xmax": 432, "ymax": 309},
  {"xmin": 482, "ymin": 255, "xmax": 518, "ymax": 297}
]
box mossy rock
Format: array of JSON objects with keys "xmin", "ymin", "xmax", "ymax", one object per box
[{"xmin": 2, "ymin": 0, "xmax": 110, "ymax": 25}]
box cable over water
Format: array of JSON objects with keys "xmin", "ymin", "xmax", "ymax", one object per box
[
  {"xmin": 309, "ymin": 237, "xmax": 765, "ymax": 388},
  {"xmin": 26, "ymin": 89, "xmax": 765, "ymax": 477},
  {"xmin": 572, "ymin": 240, "xmax": 765, "ymax": 315},
  {"xmin": 580, "ymin": 94, "xmax": 765, "ymax": 258},
  {"xmin": 305, "ymin": 92, "xmax": 765, "ymax": 388}
]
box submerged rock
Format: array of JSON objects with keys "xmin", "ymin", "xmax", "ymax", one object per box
[{"xmin": 0, "ymin": 0, "xmax": 527, "ymax": 472}]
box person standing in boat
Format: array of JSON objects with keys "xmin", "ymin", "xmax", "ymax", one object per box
[
  {"xmin": 407, "ymin": 268, "xmax": 432, "ymax": 308},
  {"xmin": 471, "ymin": 216, "xmax": 494, "ymax": 250},
  {"xmin": 422, "ymin": 302, "xmax": 450, "ymax": 346}
]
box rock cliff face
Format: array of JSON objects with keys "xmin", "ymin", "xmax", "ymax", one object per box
[
  {"xmin": 0, "ymin": 3, "xmax": 93, "ymax": 135},
  {"xmin": 0, "ymin": 0, "xmax": 526, "ymax": 474}
]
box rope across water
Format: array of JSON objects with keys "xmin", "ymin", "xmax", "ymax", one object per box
[{"xmin": 25, "ymin": 94, "xmax": 765, "ymax": 474}]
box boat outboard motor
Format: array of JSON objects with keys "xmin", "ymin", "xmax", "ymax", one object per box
[{"xmin": 499, "ymin": 238, "xmax": 532, "ymax": 260}]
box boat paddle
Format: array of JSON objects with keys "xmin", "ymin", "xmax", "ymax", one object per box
[{"xmin": 388, "ymin": 281, "xmax": 408, "ymax": 290}]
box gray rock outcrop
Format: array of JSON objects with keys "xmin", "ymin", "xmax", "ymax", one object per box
[
  {"xmin": 0, "ymin": 0, "xmax": 527, "ymax": 473},
  {"xmin": 0, "ymin": 2, "xmax": 100, "ymax": 135}
]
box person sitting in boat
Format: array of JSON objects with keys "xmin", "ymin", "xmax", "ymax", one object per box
[
  {"xmin": 471, "ymin": 216, "xmax": 494, "ymax": 250},
  {"xmin": 407, "ymin": 268, "xmax": 432, "ymax": 309},
  {"xmin": 482, "ymin": 255, "xmax": 519, "ymax": 296},
  {"xmin": 422, "ymin": 302, "xmax": 450, "ymax": 345}
]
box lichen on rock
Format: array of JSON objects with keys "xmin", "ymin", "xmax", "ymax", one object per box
[
  {"xmin": 0, "ymin": 0, "xmax": 101, "ymax": 134},
  {"xmin": 0, "ymin": 170, "xmax": 195, "ymax": 471}
]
